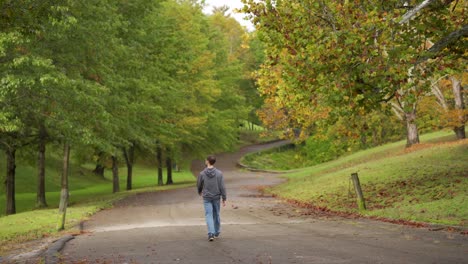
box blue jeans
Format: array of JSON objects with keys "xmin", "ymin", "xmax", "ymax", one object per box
[{"xmin": 203, "ymin": 199, "xmax": 221, "ymax": 236}]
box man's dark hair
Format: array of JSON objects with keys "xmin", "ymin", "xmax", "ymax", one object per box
[{"xmin": 206, "ymin": 155, "xmax": 216, "ymax": 165}]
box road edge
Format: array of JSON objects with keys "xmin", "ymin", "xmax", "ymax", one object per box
[{"xmin": 44, "ymin": 235, "xmax": 75, "ymax": 264}]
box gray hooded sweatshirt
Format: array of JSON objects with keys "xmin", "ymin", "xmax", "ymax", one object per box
[{"xmin": 197, "ymin": 167, "xmax": 226, "ymax": 201}]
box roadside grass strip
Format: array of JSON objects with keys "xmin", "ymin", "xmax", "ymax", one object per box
[{"xmin": 0, "ymin": 168, "xmax": 195, "ymax": 254}]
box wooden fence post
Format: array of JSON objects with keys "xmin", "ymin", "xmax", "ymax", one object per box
[{"xmin": 351, "ymin": 173, "xmax": 366, "ymax": 211}]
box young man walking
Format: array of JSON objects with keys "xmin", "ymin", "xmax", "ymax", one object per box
[{"xmin": 197, "ymin": 155, "xmax": 226, "ymax": 241}]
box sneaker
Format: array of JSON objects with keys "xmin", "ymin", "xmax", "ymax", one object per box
[
  {"xmin": 208, "ymin": 235, "xmax": 214, "ymax": 241},
  {"xmin": 214, "ymin": 233, "xmax": 220, "ymax": 239}
]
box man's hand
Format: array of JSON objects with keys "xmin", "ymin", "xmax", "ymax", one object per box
[{"xmin": 222, "ymin": 200, "xmax": 226, "ymax": 207}]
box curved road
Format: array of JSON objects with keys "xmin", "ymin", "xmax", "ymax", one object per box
[{"xmin": 61, "ymin": 141, "xmax": 467, "ymax": 263}]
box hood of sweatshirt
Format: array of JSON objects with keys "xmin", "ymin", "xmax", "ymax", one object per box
[{"xmin": 205, "ymin": 167, "xmax": 216, "ymax": 178}]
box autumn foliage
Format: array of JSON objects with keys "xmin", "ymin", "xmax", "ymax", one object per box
[{"xmin": 242, "ymin": 0, "xmax": 466, "ymax": 146}]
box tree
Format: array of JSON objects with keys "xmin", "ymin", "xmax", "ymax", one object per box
[
  {"xmin": 0, "ymin": 0, "xmax": 77, "ymax": 214},
  {"xmin": 149, "ymin": 0, "xmax": 249, "ymax": 160},
  {"xmin": 241, "ymin": 32, "xmax": 266, "ymax": 129},
  {"xmin": 241, "ymin": 0, "xmax": 466, "ymax": 147},
  {"xmin": 1, "ymin": 0, "xmax": 258, "ymax": 217},
  {"xmin": 212, "ymin": 5, "xmax": 230, "ymax": 16},
  {"xmin": 42, "ymin": 5, "xmax": 123, "ymax": 230},
  {"xmin": 450, "ymin": 76, "xmax": 466, "ymax": 139},
  {"xmin": 431, "ymin": 74, "xmax": 467, "ymax": 139},
  {"xmin": 113, "ymin": 0, "xmax": 169, "ymax": 189}
]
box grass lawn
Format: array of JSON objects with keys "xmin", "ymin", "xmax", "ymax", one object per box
[
  {"xmin": 0, "ymin": 159, "xmax": 196, "ymax": 255},
  {"xmin": 240, "ymin": 145, "xmax": 307, "ymax": 170},
  {"xmin": 257, "ymin": 130, "xmax": 468, "ymax": 226}
]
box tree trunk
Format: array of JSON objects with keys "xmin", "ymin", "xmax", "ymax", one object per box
[
  {"xmin": 360, "ymin": 131, "xmax": 367, "ymax": 148},
  {"xmin": 405, "ymin": 110, "xmax": 420, "ymax": 147},
  {"xmin": 93, "ymin": 151, "xmax": 105, "ymax": 178},
  {"xmin": 5, "ymin": 147, "xmax": 16, "ymax": 215},
  {"xmin": 112, "ymin": 156, "xmax": 120, "ymax": 193},
  {"xmin": 166, "ymin": 156, "xmax": 173, "ymax": 185},
  {"xmin": 123, "ymin": 146, "xmax": 134, "ymax": 190},
  {"xmin": 372, "ymin": 129, "xmax": 379, "ymax": 146},
  {"xmin": 37, "ymin": 125, "xmax": 47, "ymax": 208},
  {"xmin": 93, "ymin": 164, "xmax": 105, "ymax": 177},
  {"xmin": 454, "ymin": 126, "xmax": 466, "ymax": 140},
  {"xmin": 57, "ymin": 143, "xmax": 70, "ymax": 231},
  {"xmin": 451, "ymin": 76, "xmax": 466, "ymax": 139},
  {"xmin": 157, "ymin": 146, "xmax": 163, "ymax": 186}
]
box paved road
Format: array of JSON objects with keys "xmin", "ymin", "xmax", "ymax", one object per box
[{"xmin": 61, "ymin": 141, "xmax": 467, "ymax": 264}]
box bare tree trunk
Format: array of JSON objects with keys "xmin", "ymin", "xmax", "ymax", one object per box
[
  {"xmin": 392, "ymin": 100, "xmax": 420, "ymax": 147},
  {"xmin": 157, "ymin": 146, "xmax": 163, "ymax": 186},
  {"xmin": 123, "ymin": 146, "xmax": 134, "ymax": 190},
  {"xmin": 166, "ymin": 154, "xmax": 173, "ymax": 185},
  {"xmin": 451, "ymin": 76, "xmax": 466, "ymax": 139},
  {"xmin": 112, "ymin": 156, "xmax": 120, "ymax": 193},
  {"xmin": 36, "ymin": 125, "xmax": 47, "ymax": 208},
  {"xmin": 57, "ymin": 143, "xmax": 70, "ymax": 231},
  {"xmin": 5, "ymin": 147, "xmax": 16, "ymax": 215},
  {"xmin": 405, "ymin": 110, "xmax": 420, "ymax": 147}
]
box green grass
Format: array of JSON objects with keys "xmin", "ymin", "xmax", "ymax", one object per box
[
  {"xmin": 239, "ymin": 120, "xmax": 266, "ymax": 132},
  {"xmin": 241, "ymin": 146, "xmax": 310, "ymax": 170},
  {"xmin": 241, "ymin": 131, "xmax": 458, "ymax": 171},
  {"xmin": 0, "ymin": 181, "xmax": 195, "ymax": 254},
  {"xmin": 241, "ymin": 144, "xmax": 306, "ymax": 170},
  {"xmin": 261, "ymin": 130, "xmax": 468, "ymax": 226},
  {"xmin": 0, "ymin": 153, "xmax": 196, "ymax": 254},
  {"xmin": 0, "ymin": 164, "xmax": 195, "ymax": 214}
]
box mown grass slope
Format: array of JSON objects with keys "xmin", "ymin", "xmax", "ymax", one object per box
[{"xmin": 258, "ymin": 131, "xmax": 468, "ymax": 226}]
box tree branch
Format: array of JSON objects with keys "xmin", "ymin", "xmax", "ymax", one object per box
[
  {"xmin": 399, "ymin": 0, "xmax": 436, "ymax": 24},
  {"xmin": 390, "ymin": 102, "xmax": 404, "ymax": 121},
  {"xmin": 417, "ymin": 24, "xmax": 468, "ymax": 64},
  {"xmin": 431, "ymin": 76, "xmax": 449, "ymax": 110},
  {"xmin": 426, "ymin": 24, "xmax": 468, "ymax": 52}
]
